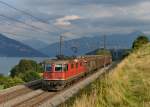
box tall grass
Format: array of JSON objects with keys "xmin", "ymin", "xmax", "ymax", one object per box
[{"xmin": 60, "ymin": 44, "xmax": 150, "ymax": 107}]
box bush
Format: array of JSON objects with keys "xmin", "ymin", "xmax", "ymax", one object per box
[
  {"xmin": 132, "ymin": 35, "xmax": 149, "ymax": 50},
  {"xmin": 96, "ymin": 49, "xmax": 111, "ymax": 55},
  {"xmin": 0, "ymin": 76, "xmax": 24, "ymax": 89},
  {"xmin": 0, "ymin": 73, "xmax": 3, "ymax": 77},
  {"xmin": 21, "ymin": 71, "xmax": 41, "ymax": 82},
  {"xmin": 1, "ymin": 59, "xmax": 43, "ymax": 89},
  {"xmin": 10, "ymin": 59, "xmax": 43, "ymax": 77}
]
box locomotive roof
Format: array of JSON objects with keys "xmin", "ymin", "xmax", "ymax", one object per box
[
  {"xmin": 43, "ymin": 55, "xmax": 110, "ymax": 64},
  {"xmin": 43, "ymin": 59, "xmax": 81, "ymax": 64},
  {"xmin": 43, "ymin": 59, "xmax": 69, "ymax": 64}
]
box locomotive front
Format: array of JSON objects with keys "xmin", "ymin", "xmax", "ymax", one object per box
[{"xmin": 42, "ymin": 60, "xmax": 69, "ymax": 90}]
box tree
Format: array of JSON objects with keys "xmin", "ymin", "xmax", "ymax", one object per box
[
  {"xmin": 0, "ymin": 73, "xmax": 3, "ymax": 77},
  {"xmin": 21, "ymin": 71, "xmax": 41, "ymax": 82},
  {"xmin": 10, "ymin": 59, "xmax": 43, "ymax": 77},
  {"xmin": 132, "ymin": 36, "xmax": 149, "ymax": 50},
  {"xmin": 96, "ymin": 49, "xmax": 111, "ymax": 56}
]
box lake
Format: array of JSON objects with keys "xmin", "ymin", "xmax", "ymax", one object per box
[{"xmin": 0, "ymin": 57, "xmax": 50, "ymax": 75}]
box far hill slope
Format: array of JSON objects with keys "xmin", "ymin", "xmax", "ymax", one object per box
[
  {"xmin": 86, "ymin": 48, "xmax": 130, "ymax": 60},
  {"xmin": 41, "ymin": 31, "xmax": 145, "ymax": 57},
  {"xmin": 0, "ymin": 34, "xmax": 47, "ymax": 57},
  {"xmin": 22, "ymin": 39, "xmax": 48, "ymax": 50},
  {"xmin": 62, "ymin": 44, "xmax": 150, "ymax": 107}
]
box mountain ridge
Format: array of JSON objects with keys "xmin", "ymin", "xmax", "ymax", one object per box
[
  {"xmin": 21, "ymin": 39, "xmax": 48, "ymax": 50},
  {"xmin": 40, "ymin": 31, "xmax": 145, "ymax": 57},
  {"xmin": 0, "ymin": 34, "xmax": 47, "ymax": 57}
]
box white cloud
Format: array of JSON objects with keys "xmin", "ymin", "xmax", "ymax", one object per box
[{"xmin": 54, "ymin": 15, "xmax": 81, "ymax": 27}]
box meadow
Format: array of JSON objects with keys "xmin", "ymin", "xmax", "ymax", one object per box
[{"xmin": 61, "ymin": 44, "xmax": 150, "ymax": 107}]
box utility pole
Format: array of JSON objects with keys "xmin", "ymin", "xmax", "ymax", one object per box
[
  {"xmin": 103, "ymin": 34, "xmax": 106, "ymax": 68},
  {"xmin": 59, "ymin": 35, "xmax": 63, "ymax": 56},
  {"xmin": 103, "ymin": 34, "xmax": 106, "ymax": 49}
]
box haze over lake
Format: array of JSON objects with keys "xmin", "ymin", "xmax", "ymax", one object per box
[{"xmin": 0, "ymin": 57, "xmax": 49, "ymax": 75}]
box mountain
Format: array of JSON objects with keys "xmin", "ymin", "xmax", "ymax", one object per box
[
  {"xmin": 0, "ymin": 34, "xmax": 47, "ymax": 57},
  {"xmin": 22, "ymin": 39, "xmax": 48, "ymax": 50},
  {"xmin": 40, "ymin": 31, "xmax": 146, "ymax": 57}
]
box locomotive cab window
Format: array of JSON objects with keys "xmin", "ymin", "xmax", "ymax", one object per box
[
  {"xmin": 63, "ymin": 64, "xmax": 68, "ymax": 72},
  {"xmin": 45, "ymin": 64, "xmax": 52, "ymax": 72},
  {"xmin": 55, "ymin": 64, "xmax": 63, "ymax": 72},
  {"xmin": 80, "ymin": 62, "xmax": 82, "ymax": 66},
  {"xmin": 71, "ymin": 64, "xmax": 74, "ymax": 69},
  {"xmin": 76, "ymin": 63, "xmax": 78, "ymax": 68}
]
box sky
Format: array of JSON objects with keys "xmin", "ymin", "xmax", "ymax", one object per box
[{"xmin": 0, "ymin": 0, "xmax": 150, "ymax": 44}]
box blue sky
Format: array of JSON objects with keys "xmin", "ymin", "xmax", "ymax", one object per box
[{"xmin": 0, "ymin": 0, "xmax": 150, "ymax": 43}]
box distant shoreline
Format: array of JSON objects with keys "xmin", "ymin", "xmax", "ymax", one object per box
[{"xmin": 0, "ymin": 57, "xmax": 51, "ymax": 75}]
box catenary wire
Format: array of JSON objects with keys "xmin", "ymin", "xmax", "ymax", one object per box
[
  {"xmin": 0, "ymin": 14, "xmax": 51, "ymax": 33},
  {"xmin": 0, "ymin": 1, "xmax": 49, "ymax": 24}
]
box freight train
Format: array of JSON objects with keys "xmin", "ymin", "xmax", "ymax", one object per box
[{"xmin": 42, "ymin": 55, "xmax": 112, "ymax": 90}]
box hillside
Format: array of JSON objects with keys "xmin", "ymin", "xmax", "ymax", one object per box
[
  {"xmin": 86, "ymin": 48, "xmax": 130, "ymax": 60},
  {"xmin": 0, "ymin": 34, "xmax": 47, "ymax": 57},
  {"xmin": 41, "ymin": 31, "xmax": 144, "ymax": 57},
  {"xmin": 61, "ymin": 44, "xmax": 150, "ymax": 107},
  {"xmin": 22, "ymin": 39, "xmax": 48, "ymax": 50}
]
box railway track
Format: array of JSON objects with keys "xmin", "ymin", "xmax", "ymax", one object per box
[
  {"xmin": 0, "ymin": 80, "xmax": 41, "ymax": 106},
  {"xmin": 0, "ymin": 62, "xmax": 117, "ymax": 107},
  {"xmin": 12, "ymin": 91, "xmax": 55, "ymax": 107}
]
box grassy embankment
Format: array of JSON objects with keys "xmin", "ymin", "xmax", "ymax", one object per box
[
  {"xmin": 0, "ymin": 85, "xmax": 4, "ymax": 90},
  {"xmin": 61, "ymin": 44, "xmax": 150, "ymax": 107}
]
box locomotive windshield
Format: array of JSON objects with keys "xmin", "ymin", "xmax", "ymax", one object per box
[
  {"xmin": 55, "ymin": 64, "xmax": 68, "ymax": 72},
  {"xmin": 55, "ymin": 64, "xmax": 63, "ymax": 72},
  {"xmin": 45, "ymin": 64, "xmax": 52, "ymax": 72}
]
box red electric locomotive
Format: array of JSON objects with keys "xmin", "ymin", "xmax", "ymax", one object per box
[{"xmin": 42, "ymin": 55, "xmax": 112, "ymax": 90}]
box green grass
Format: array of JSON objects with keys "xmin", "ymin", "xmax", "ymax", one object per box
[
  {"xmin": 0, "ymin": 85, "xmax": 4, "ymax": 90},
  {"xmin": 60, "ymin": 44, "xmax": 150, "ymax": 107}
]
